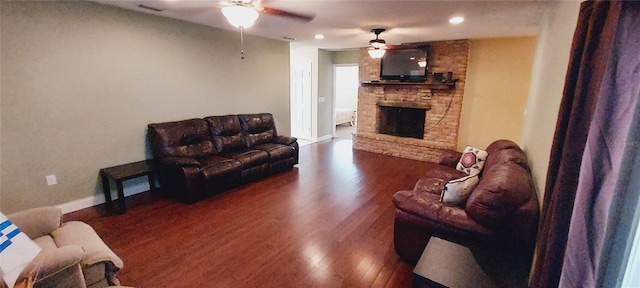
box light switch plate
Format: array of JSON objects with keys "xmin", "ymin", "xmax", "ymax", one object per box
[{"xmin": 46, "ymin": 175, "xmax": 57, "ymax": 186}]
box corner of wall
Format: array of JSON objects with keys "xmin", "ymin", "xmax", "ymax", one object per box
[{"xmin": 520, "ymin": 0, "xmax": 581, "ymax": 202}]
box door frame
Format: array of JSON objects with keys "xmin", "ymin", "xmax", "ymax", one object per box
[
  {"xmin": 290, "ymin": 62, "xmax": 313, "ymax": 140},
  {"xmin": 332, "ymin": 64, "xmax": 359, "ymax": 137}
]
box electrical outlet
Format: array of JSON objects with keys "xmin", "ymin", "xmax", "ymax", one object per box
[
  {"xmin": 46, "ymin": 175, "xmax": 57, "ymax": 186},
  {"xmin": 319, "ymin": 97, "xmax": 325, "ymax": 103}
]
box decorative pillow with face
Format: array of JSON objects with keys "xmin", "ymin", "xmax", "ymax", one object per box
[{"xmin": 456, "ymin": 146, "xmax": 488, "ymax": 175}]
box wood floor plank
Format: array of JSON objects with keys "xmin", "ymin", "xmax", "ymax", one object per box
[{"xmin": 65, "ymin": 139, "xmax": 428, "ymax": 287}]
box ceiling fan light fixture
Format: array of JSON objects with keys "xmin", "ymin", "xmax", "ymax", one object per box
[
  {"xmin": 221, "ymin": 4, "xmax": 259, "ymax": 28},
  {"xmin": 369, "ymin": 39, "xmax": 386, "ymax": 49},
  {"xmin": 368, "ymin": 48, "xmax": 386, "ymax": 59},
  {"xmin": 368, "ymin": 28, "xmax": 387, "ymax": 58},
  {"xmin": 449, "ymin": 16, "xmax": 464, "ymax": 24}
]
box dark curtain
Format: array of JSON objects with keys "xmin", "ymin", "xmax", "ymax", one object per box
[
  {"xmin": 559, "ymin": 1, "xmax": 640, "ymax": 286},
  {"xmin": 530, "ymin": 1, "xmax": 623, "ymax": 287}
]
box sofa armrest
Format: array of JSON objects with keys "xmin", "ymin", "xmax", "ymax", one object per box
[
  {"xmin": 273, "ymin": 136, "xmax": 297, "ymax": 146},
  {"xmin": 439, "ymin": 149, "xmax": 462, "ymax": 168},
  {"xmin": 7, "ymin": 207, "xmax": 63, "ymax": 239},
  {"xmin": 392, "ymin": 190, "xmax": 495, "ymax": 241},
  {"xmin": 158, "ymin": 156, "xmax": 201, "ymax": 168},
  {"xmin": 52, "ymin": 222, "xmax": 124, "ymax": 271},
  {"xmin": 22, "ymin": 245, "xmax": 86, "ymax": 286}
]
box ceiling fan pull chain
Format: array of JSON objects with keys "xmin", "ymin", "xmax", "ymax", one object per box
[{"xmin": 240, "ymin": 26, "xmax": 245, "ymax": 60}]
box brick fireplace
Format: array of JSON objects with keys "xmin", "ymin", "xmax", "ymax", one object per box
[{"xmin": 353, "ymin": 39, "xmax": 469, "ymax": 162}]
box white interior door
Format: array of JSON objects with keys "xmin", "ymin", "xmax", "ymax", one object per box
[{"xmin": 291, "ymin": 63, "xmax": 312, "ymax": 140}]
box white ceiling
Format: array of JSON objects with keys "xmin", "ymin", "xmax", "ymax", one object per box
[{"xmin": 94, "ymin": 0, "xmax": 554, "ymax": 51}]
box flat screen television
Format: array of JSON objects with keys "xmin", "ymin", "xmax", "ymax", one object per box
[{"xmin": 380, "ymin": 48, "xmax": 428, "ymax": 82}]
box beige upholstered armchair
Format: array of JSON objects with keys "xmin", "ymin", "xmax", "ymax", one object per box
[{"xmin": 5, "ymin": 207, "xmax": 123, "ymax": 288}]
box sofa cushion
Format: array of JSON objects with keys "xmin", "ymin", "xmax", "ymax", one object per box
[
  {"xmin": 33, "ymin": 235, "xmax": 58, "ymax": 251},
  {"xmin": 238, "ymin": 113, "xmax": 277, "ymax": 147},
  {"xmin": 483, "ymin": 146, "xmax": 531, "ymax": 174},
  {"xmin": 219, "ymin": 150, "xmax": 269, "ymax": 169},
  {"xmin": 148, "ymin": 119, "xmax": 216, "ymax": 158},
  {"xmin": 253, "ymin": 143, "xmax": 295, "ymax": 162},
  {"xmin": 392, "ymin": 190, "xmax": 495, "ymax": 239},
  {"xmin": 456, "ymin": 146, "xmax": 488, "ymax": 175},
  {"xmin": 465, "ymin": 162, "xmax": 535, "ymax": 227},
  {"xmin": 198, "ymin": 156, "xmax": 242, "ymax": 180},
  {"xmin": 485, "ymin": 139, "xmax": 522, "ymax": 155},
  {"xmin": 413, "ymin": 177, "xmax": 447, "ymax": 195},
  {"xmin": 205, "ymin": 116, "xmax": 246, "ymax": 153},
  {"xmin": 423, "ymin": 162, "xmax": 467, "ymax": 182},
  {"xmin": 440, "ymin": 174, "xmax": 480, "ymax": 206}
]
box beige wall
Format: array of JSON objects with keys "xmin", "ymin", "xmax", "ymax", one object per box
[
  {"xmin": 521, "ymin": 1, "xmax": 581, "ymax": 199},
  {"xmin": 0, "ymin": 1, "xmax": 291, "ymax": 213},
  {"xmin": 458, "ymin": 37, "xmax": 537, "ymax": 151},
  {"xmin": 317, "ymin": 49, "xmax": 334, "ymax": 138},
  {"xmin": 332, "ymin": 50, "xmax": 359, "ymax": 65},
  {"xmin": 289, "ymin": 46, "xmax": 334, "ymax": 139}
]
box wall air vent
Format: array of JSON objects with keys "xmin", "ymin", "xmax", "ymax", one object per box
[{"xmin": 138, "ymin": 4, "xmax": 164, "ymax": 12}]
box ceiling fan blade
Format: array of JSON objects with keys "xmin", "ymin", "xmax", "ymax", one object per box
[
  {"xmin": 386, "ymin": 44, "xmax": 416, "ymax": 50},
  {"xmin": 260, "ymin": 6, "xmax": 314, "ymax": 22}
]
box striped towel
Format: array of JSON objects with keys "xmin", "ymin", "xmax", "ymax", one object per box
[{"xmin": 0, "ymin": 213, "xmax": 41, "ymax": 288}]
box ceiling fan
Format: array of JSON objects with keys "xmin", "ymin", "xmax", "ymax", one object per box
[
  {"xmin": 220, "ymin": 0, "xmax": 314, "ymax": 28},
  {"xmin": 217, "ymin": 0, "xmax": 314, "ymax": 59},
  {"xmin": 160, "ymin": 0, "xmax": 314, "ymax": 59},
  {"xmin": 138, "ymin": 0, "xmax": 314, "ymax": 26},
  {"xmin": 135, "ymin": 0, "xmax": 314, "ymax": 59}
]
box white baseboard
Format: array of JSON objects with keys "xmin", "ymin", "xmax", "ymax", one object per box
[
  {"xmin": 57, "ymin": 181, "xmax": 151, "ymax": 214},
  {"xmin": 316, "ymin": 134, "xmax": 333, "ymax": 142}
]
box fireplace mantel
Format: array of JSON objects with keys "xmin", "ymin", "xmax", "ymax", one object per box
[
  {"xmin": 361, "ymin": 81, "xmax": 454, "ymax": 90},
  {"xmin": 377, "ymin": 101, "xmax": 431, "ymax": 110}
]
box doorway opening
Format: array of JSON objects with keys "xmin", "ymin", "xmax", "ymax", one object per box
[{"xmin": 333, "ymin": 65, "xmax": 359, "ymax": 139}]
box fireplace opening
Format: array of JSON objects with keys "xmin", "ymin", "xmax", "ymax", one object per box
[{"xmin": 377, "ymin": 106, "xmax": 426, "ymax": 139}]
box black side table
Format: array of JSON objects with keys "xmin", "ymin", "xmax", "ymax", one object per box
[{"xmin": 100, "ymin": 160, "xmax": 159, "ymax": 214}]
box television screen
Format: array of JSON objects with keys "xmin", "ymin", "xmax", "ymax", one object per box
[{"xmin": 380, "ymin": 49, "xmax": 428, "ymax": 82}]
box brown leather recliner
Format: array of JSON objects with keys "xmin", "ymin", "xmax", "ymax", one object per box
[
  {"xmin": 147, "ymin": 113, "xmax": 298, "ymax": 203},
  {"xmin": 392, "ymin": 140, "xmax": 539, "ymax": 266}
]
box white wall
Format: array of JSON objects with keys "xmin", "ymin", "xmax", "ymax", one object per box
[
  {"xmin": 520, "ymin": 0, "xmax": 581, "ymax": 200},
  {"xmin": 0, "ymin": 1, "xmax": 291, "ymax": 213}
]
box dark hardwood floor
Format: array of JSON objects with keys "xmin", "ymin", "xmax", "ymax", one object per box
[{"xmin": 66, "ymin": 139, "xmax": 430, "ymax": 287}]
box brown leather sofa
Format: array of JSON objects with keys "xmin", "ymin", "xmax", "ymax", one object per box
[
  {"xmin": 392, "ymin": 140, "xmax": 539, "ymax": 266},
  {"xmin": 148, "ymin": 113, "xmax": 298, "ymax": 203}
]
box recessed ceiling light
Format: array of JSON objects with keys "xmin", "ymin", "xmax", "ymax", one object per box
[
  {"xmin": 449, "ymin": 16, "xmax": 464, "ymax": 24},
  {"xmin": 315, "ymin": 34, "xmax": 325, "ymax": 40}
]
